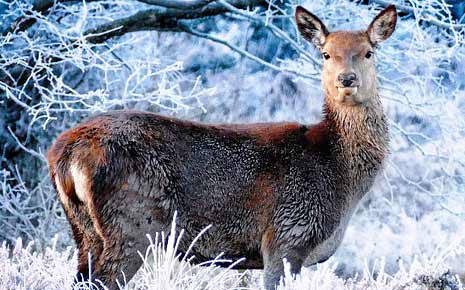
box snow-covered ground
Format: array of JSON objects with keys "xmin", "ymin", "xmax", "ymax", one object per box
[{"xmin": 1, "ymin": 217, "xmax": 464, "ymax": 290}]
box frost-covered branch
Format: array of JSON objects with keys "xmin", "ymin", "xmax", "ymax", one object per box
[
  {"xmin": 2, "ymin": 0, "xmax": 266, "ymax": 36},
  {"xmin": 1, "ymin": 0, "xmax": 101, "ymax": 35},
  {"xmin": 0, "ymin": 168, "xmax": 66, "ymax": 246},
  {"xmin": 82, "ymin": 9, "xmax": 183, "ymax": 43},
  {"xmin": 179, "ymin": 23, "xmax": 318, "ymax": 80},
  {"xmin": 136, "ymin": 0, "xmax": 216, "ymax": 9},
  {"xmin": 373, "ymin": 0, "xmax": 465, "ymax": 29},
  {"xmin": 81, "ymin": 0, "xmax": 272, "ymax": 43},
  {"xmin": 0, "ymin": 1, "xmax": 223, "ymax": 128}
]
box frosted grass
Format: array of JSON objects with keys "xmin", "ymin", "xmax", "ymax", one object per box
[{"xmin": 1, "ymin": 215, "xmax": 463, "ymax": 290}]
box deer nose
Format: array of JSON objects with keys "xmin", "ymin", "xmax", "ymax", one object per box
[{"xmin": 337, "ymin": 73, "xmax": 357, "ymax": 87}]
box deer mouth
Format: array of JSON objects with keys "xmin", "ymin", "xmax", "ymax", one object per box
[
  {"xmin": 337, "ymin": 86, "xmax": 358, "ymax": 97},
  {"xmin": 336, "ymin": 86, "xmax": 362, "ymax": 105},
  {"xmin": 337, "ymin": 85, "xmax": 358, "ymax": 92}
]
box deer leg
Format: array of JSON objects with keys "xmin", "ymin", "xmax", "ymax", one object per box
[
  {"xmin": 263, "ymin": 250, "xmax": 304, "ymax": 290},
  {"xmin": 76, "ymin": 231, "xmax": 104, "ymax": 282},
  {"xmin": 91, "ymin": 220, "xmax": 158, "ymax": 289},
  {"xmin": 261, "ymin": 229, "xmax": 304, "ymax": 290},
  {"xmin": 263, "ymin": 253, "xmax": 284, "ymax": 290},
  {"xmin": 68, "ymin": 204, "xmax": 104, "ymax": 286},
  {"xmin": 60, "ymin": 201, "xmax": 91, "ymax": 284},
  {"xmin": 89, "ymin": 190, "xmax": 169, "ymax": 289},
  {"xmin": 69, "ymin": 219, "xmax": 90, "ymax": 283},
  {"xmin": 74, "ymin": 234, "xmax": 91, "ymax": 283}
]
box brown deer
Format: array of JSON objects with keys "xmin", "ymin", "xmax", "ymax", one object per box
[{"xmin": 48, "ymin": 5, "xmax": 396, "ymax": 290}]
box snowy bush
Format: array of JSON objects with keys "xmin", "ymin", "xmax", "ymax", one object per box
[
  {"xmin": 1, "ymin": 0, "xmax": 465, "ymax": 287},
  {"xmin": 0, "ymin": 167, "xmax": 68, "ymax": 249}
]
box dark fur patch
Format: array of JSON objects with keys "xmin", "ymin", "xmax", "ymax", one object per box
[
  {"xmin": 245, "ymin": 173, "xmax": 275, "ymax": 209},
  {"xmin": 305, "ymin": 120, "xmax": 330, "ymax": 150},
  {"xmin": 217, "ymin": 122, "xmax": 304, "ymax": 144}
]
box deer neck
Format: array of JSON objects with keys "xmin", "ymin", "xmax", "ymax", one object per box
[{"xmin": 324, "ymin": 94, "xmax": 389, "ymax": 199}]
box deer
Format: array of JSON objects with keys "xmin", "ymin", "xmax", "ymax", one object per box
[{"xmin": 47, "ymin": 4, "xmax": 397, "ymax": 290}]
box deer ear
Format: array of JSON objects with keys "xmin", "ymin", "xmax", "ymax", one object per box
[
  {"xmin": 367, "ymin": 5, "xmax": 397, "ymax": 46},
  {"xmin": 295, "ymin": 6, "xmax": 329, "ymax": 50}
]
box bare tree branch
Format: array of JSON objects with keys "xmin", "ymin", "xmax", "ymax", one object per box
[
  {"xmin": 83, "ymin": 9, "xmax": 182, "ymax": 43},
  {"xmin": 2, "ymin": 0, "xmax": 266, "ymax": 36},
  {"xmin": 2, "ymin": 0, "xmax": 100, "ymax": 36},
  {"xmin": 178, "ymin": 23, "xmax": 317, "ymax": 80},
  {"xmin": 80, "ymin": 0, "xmax": 314, "ymax": 77},
  {"xmin": 82, "ymin": 0, "xmax": 266, "ymax": 43},
  {"xmin": 373, "ymin": 0, "xmax": 465, "ymax": 29},
  {"xmin": 217, "ymin": 0, "xmax": 321, "ymax": 66},
  {"xmin": 1, "ymin": 0, "xmax": 270, "ymax": 91},
  {"xmin": 137, "ymin": 0, "xmax": 216, "ymax": 10},
  {"xmin": 7, "ymin": 127, "xmax": 46, "ymax": 162}
]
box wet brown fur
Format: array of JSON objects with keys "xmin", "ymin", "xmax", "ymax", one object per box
[
  {"xmin": 218, "ymin": 122, "xmax": 304, "ymax": 144},
  {"xmin": 48, "ymin": 118, "xmax": 112, "ymax": 280}
]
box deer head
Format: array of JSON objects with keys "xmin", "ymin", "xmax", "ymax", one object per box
[{"xmin": 295, "ymin": 5, "xmax": 397, "ymax": 107}]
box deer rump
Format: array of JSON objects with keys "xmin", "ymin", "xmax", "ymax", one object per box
[{"xmin": 49, "ymin": 110, "xmax": 338, "ymax": 271}]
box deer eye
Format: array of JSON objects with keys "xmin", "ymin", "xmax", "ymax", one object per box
[
  {"xmin": 322, "ymin": 52, "xmax": 330, "ymax": 60},
  {"xmin": 365, "ymin": 51, "xmax": 374, "ymax": 59}
]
